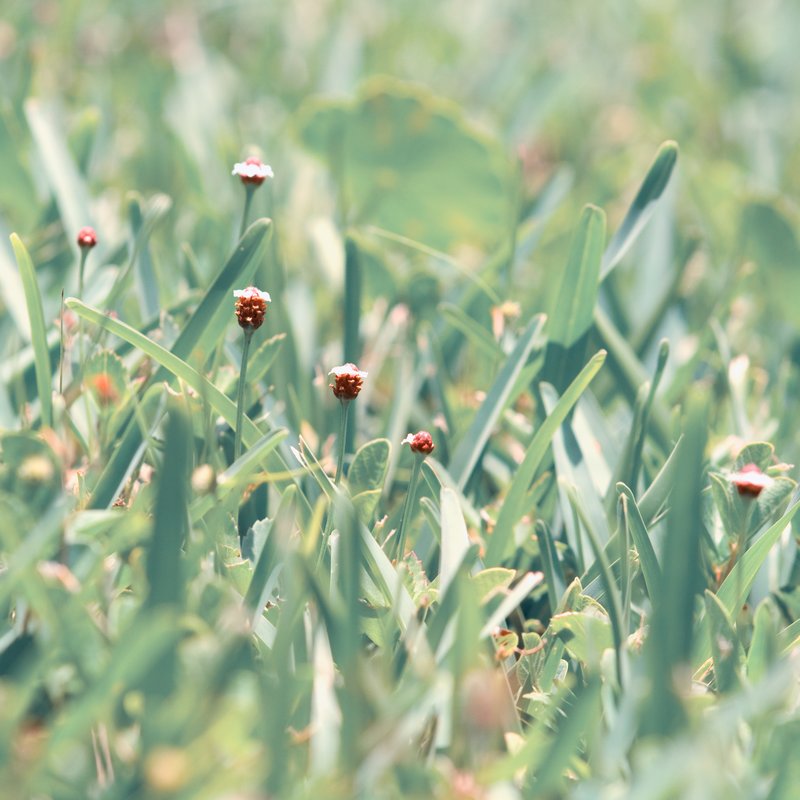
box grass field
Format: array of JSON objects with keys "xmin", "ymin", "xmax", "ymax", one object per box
[{"xmin": 2, "ymin": 1, "xmax": 800, "ymax": 798}]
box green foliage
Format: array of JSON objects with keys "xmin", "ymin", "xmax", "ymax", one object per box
[{"xmin": 2, "ymin": 2, "xmax": 800, "ymax": 798}]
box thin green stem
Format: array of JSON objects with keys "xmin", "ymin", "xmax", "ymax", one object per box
[
  {"xmin": 240, "ymin": 186, "xmax": 255, "ymax": 240},
  {"xmin": 234, "ymin": 329, "xmax": 254, "ymax": 461},
  {"xmin": 335, "ymin": 400, "xmax": 351, "ymax": 485},
  {"xmin": 395, "ymin": 456, "xmax": 423, "ymax": 561}
]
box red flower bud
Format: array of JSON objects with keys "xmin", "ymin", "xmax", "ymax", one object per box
[
  {"xmin": 232, "ymin": 156, "xmax": 274, "ymax": 186},
  {"xmin": 234, "ymin": 287, "xmax": 271, "ymax": 330},
  {"xmin": 329, "ymin": 363, "xmax": 367, "ymax": 401},
  {"xmin": 402, "ymin": 431, "xmax": 435, "ymax": 456},
  {"xmin": 730, "ymin": 463, "xmax": 771, "ymax": 497},
  {"xmin": 77, "ymin": 226, "xmax": 98, "ymax": 249}
]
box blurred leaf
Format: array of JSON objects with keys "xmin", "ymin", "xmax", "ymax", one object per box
[
  {"xmin": 601, "ymin": 141, "xmax": 679, "ymax": 279},
  {"xmin": 296, "ymin": 78, "xmax": 514, "ymax": 251},
  {"xmin": 747, "ymin": 599, "xmax": 779, "ymax": 683},
  {"xmin": 440, "ymin": 487, "xmax": 471, "ymax": 596},
  {"xmin": 705, "ymin": 589, "xmax": 743, "ymax": 692},
  {"xmin": 549, "ymin": 609, "xmax": 613, "ymax": 665}
]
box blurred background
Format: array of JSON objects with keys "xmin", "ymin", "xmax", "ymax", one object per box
[{"xmin": 3, "ymin": 0, "xmax": 800, "ymax": 454}]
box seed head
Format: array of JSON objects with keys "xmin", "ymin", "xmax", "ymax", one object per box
[
  {"xmin": 232, "ymin": 156, "xmax": 274, "ymax": 186},
  {"xmin": 234, "ymin": 286, "xmax": 271, "ymax": 330},
  {"xmin": 76, "ymin": 226, "xmax": 98, "ymax": 249},
  {"xmin": 730, "ymin": 462, "xmax": 772, "ymax": 498},
  {"xmin": 329, "ymin": 363, "xmax": 367, "ymax": 401},
  {"xmin": 402, "ymin": 430, "xmax": 435, "ymax": 456}
]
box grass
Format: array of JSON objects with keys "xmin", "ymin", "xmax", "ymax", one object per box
[{"xmin": 2, "ymin": 1, "xmax": 800, "ymax": 798}]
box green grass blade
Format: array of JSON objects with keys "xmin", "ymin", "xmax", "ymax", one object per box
[
  {"xmin": 487, "ymin": 350, "xmax": 606, "ymax": 565},
  {"xmin": 66, "ymin": 298, "xmax": 264, "ymax": 444},
  {"xmin": 536, "ymin": 520, "xmax": 566, "ymax": 614},
  {"xmin": 549, "ymin": 204, "xmax": 606, "ymax": 348},
  {"xmin": 10, "ymin": 234, "xmax": 53, "ymax": 428},
  {"xmin": 617, "ymin": 483, "xmax": 661, "ymax": 604},
  {"xmin": 600, "ymin": 140, "xmax": 679, "ymax": 279},
  {"xmin": 439, "ymin": 301, "xmax": 503, "ymax": 360},
  {"xmin": 145, "ymin": 404, "xmax": 190, "ymax": 610},
  {"xmin": 644, "ymin": 391, "xmax": 707, "ymax": 736},
  {"xmin": 161, "ymin": 217, "xmax": 272, "ymax": 371},
  {"xmin": 449, "ymin": 313, "xmax": 546, "ymax": 490}
]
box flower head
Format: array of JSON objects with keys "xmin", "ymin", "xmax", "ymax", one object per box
[
  {"xmin": 402, "ymin": 430, "xmax": 435, "ymax": 456},
  {"xmin": 232, "ymin": 156, "xmax": 274, "ymax": 186},
  {"xmin": 730, "ymin": 463, "xmax": 772, "ymax": 498},
  {"xmin": 234, "ymin": 286, "xmax": 271, "ymax": 330},
  {"xmin": 77, "ymin": 226, "xmax": 98, "ymax": 249},
  {"xmin": 329, "ymin": 363, "xmax": 367, "ymax": 401}
]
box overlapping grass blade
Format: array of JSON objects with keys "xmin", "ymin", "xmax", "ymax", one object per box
[
  {"xmin": 448, "ymin": 313, "xmax": 546, "ymax": 491},
  {"xmin": 487, "ymin": 350, "xmax": 606, "ymax": 565}
]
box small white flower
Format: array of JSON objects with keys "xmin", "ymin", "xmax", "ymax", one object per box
[
  {"xmin": 233, "ymin": 287, "xmax": 272, "ymax": 302},
  {"xmin": 232, "ymin": 158, "xmax": 274, "ymax": 184},
  {"xmin": 328, "ymin": 363, "xmax": 368, "ymax": 379}
]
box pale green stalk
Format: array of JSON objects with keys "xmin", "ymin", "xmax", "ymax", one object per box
[
  {"xmin": 394, "ymin": 456, "xmax": 423, "ymax": 560},
  {"xmin": 234, "ymin": 329, "xmax": 254, "ymax": 461}
]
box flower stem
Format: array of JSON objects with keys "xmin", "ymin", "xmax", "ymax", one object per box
[
  {"xmin": 335, "ymin": 400, "xmax": 351, "ymax": 485},
  {"xmin": 395, "ymin": 456, "xmax": 423, "ymax": 560},
  {"xmin": 240, "ymin": 186, "xmax": 255, "ymax": 240},
  {"xmin": 234, "ymin": 329, "xmax": 254, "ymax": 461}
]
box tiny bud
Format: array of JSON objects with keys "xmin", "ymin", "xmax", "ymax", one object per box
[
  {"xmin": 88, "ymin": 373, "xmax": 119, "ymax": 406},
  {"xmin": 232, "ymin": 156, "xmax": 274, "ymax": 186},
  {"xmin": 233, "ymin": 286, "xmax": 271, "ymax": 330},
  {"xmin": 730, "ymin": 462, "xmax": 772, "ymax": 498},
  {"xmin": 328, "ymin": 363, "xmax": 367, "ymax": 401},
  {"xmin": 18, "ymin": 454, "xmax": 54, "ymax": 484},
  {"xmin": 402, "ymin": 430, "xmax": 435, "ymax": 456},
  {"xmin": 191, "ymin": 464, "xmax": 217, "ymax": 495},
  {"xmin": 76, "ymin": 226, "xmax": 98, "ymax": 249}
]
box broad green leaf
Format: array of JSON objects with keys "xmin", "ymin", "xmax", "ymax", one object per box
[
  {"xmin": 348, "ymin": 438, "xmax": 390, "ymax": 496},
  {"xmin": 487, "ymin": 350, "xmax": 606, "ymax": 565},
  {"xmin": 469, "ymin": 567, "xmax": 516, "ymax": 603},
  {"xmin": 600, "ymin": 140, "xmax": 679, "ymax": 279},
  {"xmin": 548, "ymin": 204, "xmax": 606, "ymax": 348},
  {"xmin": 449, "ymin": 314, "xmax": 546, "ymax": 491},
  {"xmin": 296, "ymin": 77, "xmax": 514, "ymax": 252},
  {"xmin": 549, "ymin": 610, "xmax": 614, "ymax": 665},
  {"xmin": 10, "ymin": 234, "xmax": 52, "ymax": 428}
]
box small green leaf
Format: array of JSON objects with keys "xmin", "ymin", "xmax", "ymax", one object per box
[
  {"xmin": 549, "ymin": 610, "xmax": 613, "ymax": 666},
  {"xmin": 348, "ymin": 438, "xmax": 390, "ymax": 496},
  {"xmin": 748, "ymin": 599, "xmax": 779, "ymax": 683}
]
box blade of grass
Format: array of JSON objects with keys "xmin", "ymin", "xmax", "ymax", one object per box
[
  {"xmin": 600, "ymin": 141, "xmax": 679, "ymax": 280},
  {"xmin": 617, "ymin": 483, "xmax": 662, "ymax": 605},
  {"xmin": 449, "ymin": 313, "xmax": 546, "ymax": 491},
  {"xmin": 11, "ymin": 234, "xmax": 53, "ymax": 428},
  {"xmin": 548, "ymin": 204, "xmax": 606, "ymax": 348},
  {"xmin": 487, "ymin": 350, "xmax": 606, "ymax": 566}
]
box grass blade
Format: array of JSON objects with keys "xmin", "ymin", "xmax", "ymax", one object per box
[
  {"xmin": 10, "ymin": 234, "xmax": 53, "ymax": 428},
  {"xmin": 617, "ymin": 483, "xmax": 662, "ymax": 604},
  {"xmin": 548, "ymin": 204, "xmax": 606, "ymax": 348},
  {"xmin": 600, "ymin": 140, "xmax": 679, "ymax": 279},
  {"xmin": 449, "ymin": 313, "xmax": 546, "ymax": 490},
  {"xmin": 487, "ymin": 350, "xmax": 606, "ymax": 565}
]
